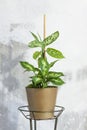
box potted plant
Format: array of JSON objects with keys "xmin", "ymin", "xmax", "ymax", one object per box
[{"xmin": 20, "ymin": 18, "xmax": 65, "ymax": 119}]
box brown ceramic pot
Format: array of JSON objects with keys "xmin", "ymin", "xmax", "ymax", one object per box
[{"xmin": 26, "ymin": 87, "xmax": 58, "ymax": 119}]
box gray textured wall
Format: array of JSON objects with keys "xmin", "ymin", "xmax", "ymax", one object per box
[
  {"xmin": 0, "ymin": 42, "xmax": 28, "ymax": 130},
  {"xmin": 0, "ymin": 0, "xmax": 87, "ymax": 130}
]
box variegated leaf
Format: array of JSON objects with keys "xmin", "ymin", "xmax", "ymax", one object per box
[
  {"xmin": 43, "ymin": 31, "xmax": 59, "ymax": 46},
  {"xmin": 47, "ymin": 48, "xmax": 64, "ymax": 59},
  {"xmin": 33, "ymin": 51, "xmax": 41, "ymax": 59},
  {"xmin": 48, "ymin": 71, "xmax": 64, "ymax": 78},
  {"xmin": 50, "ymin": 77, "xmax": 65, "ymax": 85},
  {"xmin": 29, "ymin": 40, "xmax": 41, "ymax": 48},
  {"xmin": 20, "ymin": 61, "xmax": 35, "ymax": 71}
]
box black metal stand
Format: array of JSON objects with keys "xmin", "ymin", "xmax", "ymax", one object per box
[{"xmin": 18, "ymin": 105, "xmax": 65, "ymax": 130}]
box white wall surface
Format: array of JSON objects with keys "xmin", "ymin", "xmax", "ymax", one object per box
[{"xmin": 0, "ymin": 0, "xmax": 87, "ymax": 130}]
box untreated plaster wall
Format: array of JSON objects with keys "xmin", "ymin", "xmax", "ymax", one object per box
[{"xmin": 0, "ymin": 0, "xmax": 87, "ymax": 130}]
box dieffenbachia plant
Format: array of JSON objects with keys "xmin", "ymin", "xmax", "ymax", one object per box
[{"xmin": 20, "ymin": 31, "xmax": 65, "ymax": 88}]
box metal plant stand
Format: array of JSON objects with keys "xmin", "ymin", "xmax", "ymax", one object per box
[{"xmin": 18, "ymin": 105, "xmax": 65, "ymax": 130}]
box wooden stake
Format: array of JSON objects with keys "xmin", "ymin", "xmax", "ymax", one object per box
[
  {"xmin": 43, "ymin": 14, "xmax": 46, "ymax": 39},
  {"xmin": 43, "ymin": 14, "xmax": 46, "ymax": 58}
]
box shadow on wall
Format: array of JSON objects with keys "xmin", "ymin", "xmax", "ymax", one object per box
[{"xmin": 0, "ymin": 42, "xmax": 27, "ymax": 130}]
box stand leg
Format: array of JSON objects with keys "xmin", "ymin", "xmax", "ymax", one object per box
[
  {"xmin": 34, "ymin": 120, "xmax": 37, "ymax": 130},
  {"xmin": 30, "ymin": 119, "xmax": 33, "ymax": 130},
  {"xmin": 54, "ymin": 118, "xmax": 58, "ymax": 130}
]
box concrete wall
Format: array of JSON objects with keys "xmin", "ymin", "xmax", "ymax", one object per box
[{"xmin": 0, "ymin": 0, "xmax": 87, "ymax": 130}]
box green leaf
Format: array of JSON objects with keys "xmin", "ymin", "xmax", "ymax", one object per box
[
  {"xmin": 49, "ymin": 60, "xmax": 58, "ymax": 68},
  {"xmin": 29, "ymin": 40, "xmax": 41, "ymax": 48},
  {"xmin": 43, "ymin": 31, "xmax": 59, "ymax": 46},
  {"xmin": 33, "ymin": 51, "xmax": 41, "ymax": 59},
  {"xmin": 38, "ymin": 33, "xmax": 42, "ymax": 41},
  {"xmin": 38, "ymin": 57, "xmax": 49, "ymax": 76},
  {"xmin": 32, "ymin": 76, "xmax": 43, "ymax": 86},
  {"xmin": 48, "ymin": 71, "xmax": 64, "ymax": 78},
  {"xmin": 47, "ymin": 48, "xmax": 65, "ymax": 59},
  {"xmin": 50, "ymin": 77, "xmax": 65, "ymax": 86},
  {"xmin": 30, "ymin": 32, "xmax": 39, "ymax": 41},
  {"xmin": 29, "ymin": 32, "xmax": 42, "ymax": 48},
  {"xmin": 34, "ymin": 68, "xmax": 42, "ymax": 76},
  {"xmin": 20, "ymin": 61, "xmax": 35, "ymax": 71}
]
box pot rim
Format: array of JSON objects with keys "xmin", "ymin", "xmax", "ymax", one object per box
[{"xmin": 26, "ymin": 86, "xmax": 58, "ymax": 89}]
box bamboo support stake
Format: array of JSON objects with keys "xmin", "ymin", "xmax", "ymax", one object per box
[
  {"xmin": 43, "ymin": 14, "xmax": 46, "ymax": 58},
  {"xmin": 43, "ymin": 14, "xmax": 46, "ymax": 39}
]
